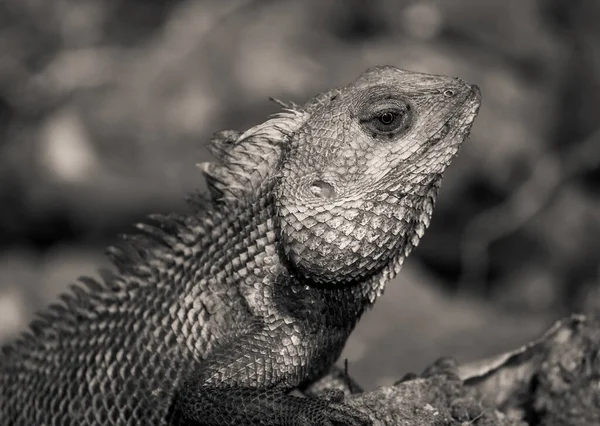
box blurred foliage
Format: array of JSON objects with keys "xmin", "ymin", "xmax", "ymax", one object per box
[{"xmin": 0, "ymin": 0, "xmax": 599, "ymax": 385}]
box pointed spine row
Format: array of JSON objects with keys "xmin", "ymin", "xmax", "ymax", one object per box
[
  {"xmin": 0, "ymin": 210, "xmax": 210, "ymax": 358},
  {"xmin": 199, "ymin": 108, "xmax": 308, "ymax": 204},
  {"xmin": 1, "ymin": 106, "xmax": 308, "ymax": 360}
]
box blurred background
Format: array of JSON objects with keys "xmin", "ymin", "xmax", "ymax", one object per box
[{"xmin": 0, "ymin": 0, "xmax": 599, "ymax": 390}]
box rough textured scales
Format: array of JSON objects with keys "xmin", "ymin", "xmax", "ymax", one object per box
[{"xmin": 0, "ymin": 66, "xmax": 481, "ymax": 426}]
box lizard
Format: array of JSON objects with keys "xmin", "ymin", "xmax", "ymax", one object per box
[{"xmin": 0, "ymin": 65, "xmax": 481, "ymax": 426}]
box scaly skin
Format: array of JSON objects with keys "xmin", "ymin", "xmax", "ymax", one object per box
[{"xmin": 0, "ymin": 66, "xmax": 481, "ymax": 425}]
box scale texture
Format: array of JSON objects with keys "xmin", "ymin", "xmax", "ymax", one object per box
[{"xmin": 0, "ymin": 66, "xmax": 481, "ymax": 425}]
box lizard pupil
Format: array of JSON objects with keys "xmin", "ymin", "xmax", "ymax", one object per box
[{"xmin": 379, "ymin": 112, "xmax": 396, "ymax": 125}]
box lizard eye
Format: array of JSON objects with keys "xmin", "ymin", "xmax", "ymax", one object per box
[{"xmin": 362, "ymin": 107, "xmax": 411, "ymax": 135}]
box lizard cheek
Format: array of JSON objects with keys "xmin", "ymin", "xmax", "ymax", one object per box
[{"xmin": 309, "ymin": 180, "xmax": 336, "ymax": 199}]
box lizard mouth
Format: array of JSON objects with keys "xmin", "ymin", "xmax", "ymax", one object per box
[
  {"xmin": 446, "ymin": 84, "xmax": 481, "ymax": 135},
  {"xmin": 427, "ymin": 84, "xmax": 481, "ymax": 147},
  {"xmin": 383, "ymin": 84, "xmax": 481, "ymax": 187},
  {"xmin": 396, "ymin": 83, "xmax": 480, "ymax": 176}
]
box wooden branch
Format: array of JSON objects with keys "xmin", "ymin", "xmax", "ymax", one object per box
[{"xmin": 343, "ymin": 314, "xmax": 599, "ymax": 425}]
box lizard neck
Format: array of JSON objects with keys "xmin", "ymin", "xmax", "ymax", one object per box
[
  {"xmin": 272, "ymin": 173, "xmax": 443, "ymax": 308},
  {"xmin": 200, "ymin": 179, "xmax": 370, "ymax": 331}
]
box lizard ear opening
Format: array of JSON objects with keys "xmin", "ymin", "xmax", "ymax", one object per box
[{"xmin": 309, "ymin": 180, "xmax": 336, "ymax": 199}]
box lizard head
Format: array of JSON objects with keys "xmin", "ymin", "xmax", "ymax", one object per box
[{"xmin": 277, "ymin": 66, "xmax": 481, "ymax": 289}]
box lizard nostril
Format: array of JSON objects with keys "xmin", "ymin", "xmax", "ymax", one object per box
[{"xmin": 309, "ymin": 180, "xmax": 336, "ymax": 199}]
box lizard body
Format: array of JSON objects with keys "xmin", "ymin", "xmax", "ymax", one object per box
[{"xmin": 0, "ymin": 66, "xmax": 480, "ymax": 425}]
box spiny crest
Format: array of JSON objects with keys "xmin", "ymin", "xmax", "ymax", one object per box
[
  {"xmin": 0, "ymin": 211, "xmax": 210, "ymax": 359},
  {"xmin": 1, "ymin": 105, "xmax": 310, "ymax": 358},
  {"xmin": 199, "ymin": 108, "xmax": 309, "ymax": 203},
  {"xmin": 2, "ymin": 277, "xmax": 107, "ymax": 357}
]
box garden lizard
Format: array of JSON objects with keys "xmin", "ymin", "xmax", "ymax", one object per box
[{"xmin": 0, "ymin": 66, "xmax": 481, "ymax": 425}]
